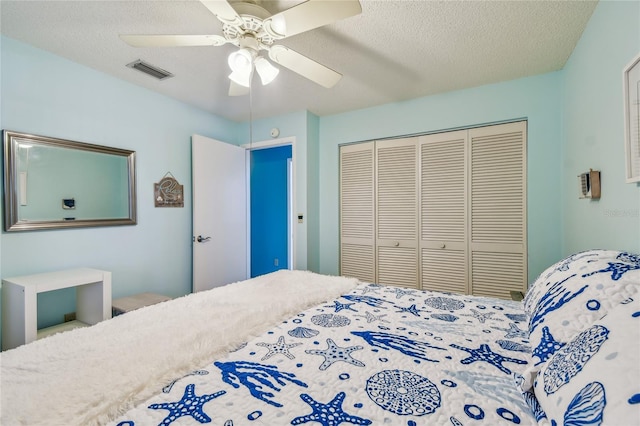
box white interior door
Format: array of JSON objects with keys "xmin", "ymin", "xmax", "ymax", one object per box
[{"xmin": 192, "ymin": 134, "xmax": 247, "ymax": 292}]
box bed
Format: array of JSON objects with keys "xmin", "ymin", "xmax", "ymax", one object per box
[{"xmin": 1, "ymin": 249, "xmax": 639, "ymax": 425}]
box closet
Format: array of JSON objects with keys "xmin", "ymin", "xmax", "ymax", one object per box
[{"xmin": 339, "ymin": 121, "xmax": 527, "ymax": 299}]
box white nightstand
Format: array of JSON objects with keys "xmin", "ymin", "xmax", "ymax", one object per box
[{"xmin": 1, "ymin": 268, "xmax": 112, "ymax": 350}]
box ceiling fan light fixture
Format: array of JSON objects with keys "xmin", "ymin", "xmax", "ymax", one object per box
[
  {"xmin": 123, "ymin": 0, "xmax": 364, "ymax": 96},
  {"xmin": 229, "ymin": 70, "xmax": 251, "ymax": 88},
  {"xmin": 254, "ymin": 57, "xmax": 279, "ymax": 85},
  {"xmin": 227, "ymin": 48, "xmax": 253, "ymax": 73}
]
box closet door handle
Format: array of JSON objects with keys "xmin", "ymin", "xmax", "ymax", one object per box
[
  {"xmin": 440, "ymin": 243, "xmax": 446, "ymax": 249},
  {"xmin": 394, "ymin": 242, "xmax": 400, "ymax": 247}
]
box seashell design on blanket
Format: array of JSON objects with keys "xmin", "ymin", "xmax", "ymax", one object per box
[
  {"xmin": 430, "ymin": 313, "xmax": 458, "ymax": 322},
  {"xmin": 288, "ymin": 326, "xmax": 320, "ymax": 338},
  {"xmin": 424, "ymin": 297, "xmax": 466, "ymax": 311},
  {"xmin": 311, "ymin": 313, "xmax": 351, "ymax": 327},
  {"xmin": 542, "ymin": 324, "xmax": 609, "ymax": 395},
  {"xmin": 365, "ymin": 369, "xmax": 441, "ymax": 416},
  {"xmin": 563, "ymin": 381, "xmax": 606, "ymax": 425}
]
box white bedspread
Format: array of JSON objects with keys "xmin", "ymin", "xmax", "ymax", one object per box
[{"xmin": 0, "ymin": 270, "xmax": 359, "ymax": 425}]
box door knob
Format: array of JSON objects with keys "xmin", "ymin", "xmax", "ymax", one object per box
[
  {"xmin": 394, "ymin": 242, "xmax": 400, "ymax": 247},
  {"xmin": 196, "ymin": 235, "xmax": 211, "ymax": 243},
  {"xmin": 440, "ymin": 243, "xmax": 446, "ymax": 249}
]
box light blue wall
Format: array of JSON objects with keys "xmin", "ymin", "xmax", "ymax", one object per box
[
  {"xmin": 318, "ymin": 73, "xmax": 564, "ymax": 284},
  {"xmin": 561, "ymin": 0, "xmax": 640, "ymax": 255},
  {"xmin": 1, "ymin": 36, "xmax": 236, "ymax": 331},
  {"xmin": 306, "ymin": 112, "xmax": 321, "ymax": 272}
]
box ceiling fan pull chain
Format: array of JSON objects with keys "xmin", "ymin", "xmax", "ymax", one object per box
[{"xmin": 249, "ymin": 67, "xmax": 254, "ymax": 150}]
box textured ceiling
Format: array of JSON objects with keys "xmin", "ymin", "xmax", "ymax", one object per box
[{"xmin": 0, "ymin": 0, "xmax": 597, "ymax": 122}]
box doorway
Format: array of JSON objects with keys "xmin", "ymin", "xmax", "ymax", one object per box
[{"xmin": 249, "ymin": 143, "xmax": 293, "ymax": 277}]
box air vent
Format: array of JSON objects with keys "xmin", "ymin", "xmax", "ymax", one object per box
[{"xmin": 126, "ymin": 59, "xmax": 174, "ymax": 80}]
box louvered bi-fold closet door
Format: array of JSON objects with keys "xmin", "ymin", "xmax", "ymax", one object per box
[
  {"xmin": 376, "ymin": 138, "xmax": 419, "ymax": 288},
  {"xmin": 469, "ymin": 121, "xmax": 527, "ymax": 299},
  {"xmin": 340, "ymin": 142, "xmax": 375, "ymax": 282},
  {"xmin": 420, "ymin": 131, "xmax": 468, "ymax": 294}
]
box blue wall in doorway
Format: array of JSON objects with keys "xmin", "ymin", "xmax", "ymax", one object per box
[{"xmin": 251, "ymin": 145, "xmax": 292, "ymax": 277}]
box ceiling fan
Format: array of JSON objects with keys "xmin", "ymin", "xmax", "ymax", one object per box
[{"xmin": 120, "ymin": 0, "xmax": 362, "ymax": 96}]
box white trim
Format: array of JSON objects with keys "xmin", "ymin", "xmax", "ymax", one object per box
[
  {"xmin": 623, "ymin": 52, "xmax": 640, "ymax": 183},
  {"xmin": 245, "ymin": 149, "xmax": 252, "ymax": 278},
  {"xmin": 241, "ymin": 136, "xmax": 294, "ymax": 150},
  {"xmin": 244, "ymin": 136, "xmax": 297, "ymax": 271},
  {"xmin": 287, "ymin": 158, "xmax": 293, "ymax": 270}
]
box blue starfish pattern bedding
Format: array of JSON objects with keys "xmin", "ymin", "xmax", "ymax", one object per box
[{"xmin": 111, "ymin": 284, "xmax": 535, "ymax": 425}]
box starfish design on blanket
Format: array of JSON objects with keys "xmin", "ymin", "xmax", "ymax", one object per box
[
  {"xmin": 449, "ymin": 343, "xmax": 527, "ymax": 374},
  {"xmin": 305, "ymin": 338, "xmax": 365, "ymax": 371},
  {"xmin": 532, "ymin": 326, "xmax": 566, "ymax": 365},
  {"xmin": 491, "ymin": 322, "xmax": 528, "ymax": 339},
  {"xmin": 326, "ymin": 300, "xmax": 358, "ymax": 313},
  {"xmin": 342, "ymin": 294, "xmax": 390, "ymax": 308},
  {"xmin": 359, "ymin": 285, "xmax": 379, "ymax": 295},
  {"xmin": 582, "ymin": 258, "xmax": 640, "ymax": 280},
  {"xmin": 461, "ymin": 309, "xmax": 501, "ymax": 324},
  {"xmin": 291, "ymin": 392, "xmax": 372, "ymax": 425},
  {"xmin": 354, "ymin": 311, "xmax": 389, "ymax": 324},
  {"xmin": 256, "ymin": 336, "xmax": 302, "ymax": 360},
  {"xmin": 148, "ymin": 383, "xmax": 225, "ymax": 425},
  {"xmin": 395, "ymin": 304, "xmax": 423, "ymax": 317},
  {"xmin": 386, "ymin": 288, "xmax": 416, "ymax": 299}
]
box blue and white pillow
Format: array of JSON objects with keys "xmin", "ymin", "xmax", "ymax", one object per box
[
  {"xmin": 523, "ymin": 250, "xmax": 640, "ymax": 368},
  {"xmin": 532, "ymin": 296, "xmax": 640, "ymax": 425}
]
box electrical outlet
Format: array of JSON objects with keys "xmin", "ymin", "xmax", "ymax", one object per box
[
  {"xmin": 64, "ymin": 312, "xmax": 76, "ymax": 322},
  {"xmin": 274, "ymin": 258, "xmax": 279, "ymax": 266}
]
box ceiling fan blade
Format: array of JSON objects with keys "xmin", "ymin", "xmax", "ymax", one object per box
[
  {"xmin": 120, "ymin": 34, "xmax": 227, "ymax": 47},
  {"xmin": 229, "ymin": 80, "xmax": 250, "ymax": 97},
  {"xmin": 269, "ymin": 45, "xmax": 341, "ymax": 88},
  {"xmin": 263, "ymin": 0, "xmax": 361, "ymax": 39},
  {"xmin": 200, "ymin": 0, "xmax": 243, "ymax": 26}
]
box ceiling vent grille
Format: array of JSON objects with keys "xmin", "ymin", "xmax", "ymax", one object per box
[{"xmin": 126, "ymin": 59, "xmax": 174, "ymax": 80}]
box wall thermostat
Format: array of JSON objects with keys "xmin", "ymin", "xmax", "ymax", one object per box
[{"xmin": 270, "ymin": 128, "xmax": 280, "ymax": 138}]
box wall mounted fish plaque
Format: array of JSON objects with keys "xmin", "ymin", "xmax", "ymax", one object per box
[{"xmin": 154, "ymin": 172, "xmax": 183, "ymax": 208}]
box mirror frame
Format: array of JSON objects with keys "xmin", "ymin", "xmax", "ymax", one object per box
[{"xmin": 3, "ymin": 130, "xmax": 137, "ymax": 232}]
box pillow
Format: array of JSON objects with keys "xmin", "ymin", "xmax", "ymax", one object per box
[
  {"xmin": 522, "ymin": 250, "xmax": 600, "ymax": 316},
  {"xmin": 524, "ymin": 250, "xmax": 640, "ymax": 367},
  {"xmin": 531, "ymin": 297, "xmax": 640, "ymax": 425}
]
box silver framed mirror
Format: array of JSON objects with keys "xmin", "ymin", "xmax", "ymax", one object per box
[{"xmin": 3, "ymin": 130, "xmax": 137, "ymax": 231}]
